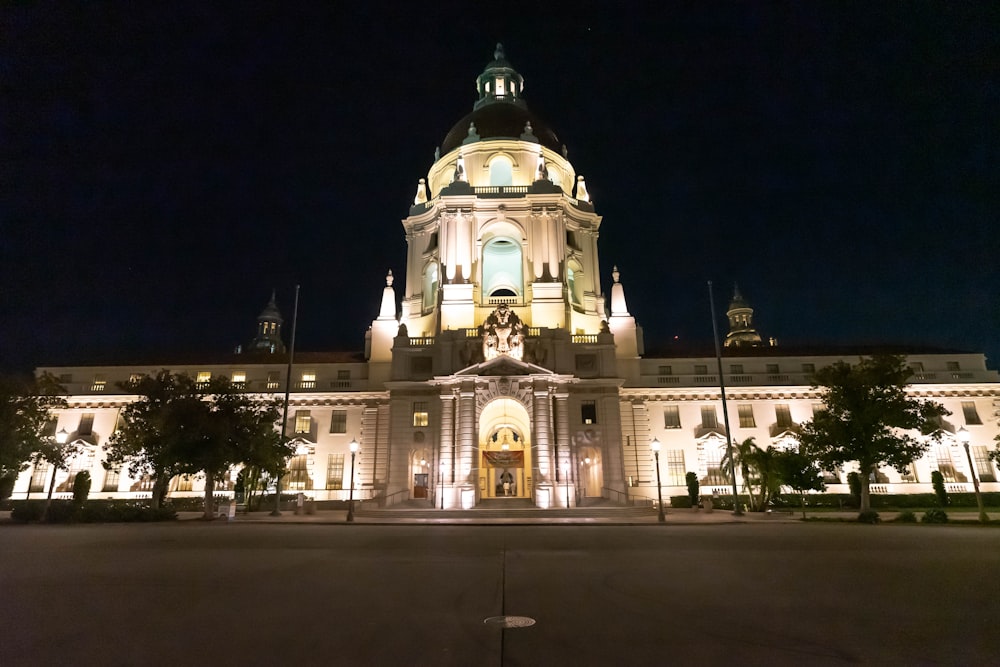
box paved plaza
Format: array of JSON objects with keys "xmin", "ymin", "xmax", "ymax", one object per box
[{"xmin": 2, "ymin": 522, "xmax": 998, "ymax": 666}]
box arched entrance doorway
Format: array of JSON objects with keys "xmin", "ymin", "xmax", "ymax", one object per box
[
  {"xmin": 578, "ymin": 446, "xmax": 603, "ymax": 498},
  {"xmin": 410, "ymin": 449, "xmax": 431, "ymax": 499},
  {"xmin": 479, "ymin": 397, "xmax": 532, "ymax": 500}
]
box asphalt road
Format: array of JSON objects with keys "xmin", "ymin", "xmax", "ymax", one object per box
[{"xmin": 1, "ymin": 523, "xmax": 997, "ymax": 666}]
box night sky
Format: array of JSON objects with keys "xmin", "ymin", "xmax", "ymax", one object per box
[{"xmin": 3, "ymin": 2, "xmax": 997, "ymax": 374}]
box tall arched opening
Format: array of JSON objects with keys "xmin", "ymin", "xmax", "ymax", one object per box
[{"xmin": 478, "ymin": 397, "xmax": 532, "ymax": 499}]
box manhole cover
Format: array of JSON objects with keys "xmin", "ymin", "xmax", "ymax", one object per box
[{"xmin": 483, "ymin": 616, "xmax": 536, "ymax": 628}]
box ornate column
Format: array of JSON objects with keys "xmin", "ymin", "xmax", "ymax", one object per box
[
  {"xmin": 457, "ymin": 385, "xmax": 477, "ymax": 485},
  {"xmin": 439, "ymin": 390, "xmax": 456, "ymax": 491},
  {"xmin": 554, "ymin": 390, "xmax": 571, "ymax": 507},
  {"xmin": 532, "ymin": 382, "xmax": 553, "ymax": 481}
]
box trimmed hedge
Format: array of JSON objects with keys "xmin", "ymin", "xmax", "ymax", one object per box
[
  {"xmin": 670, "ymin": 492, "xmax": 1000, "ymax": 511},
  {"xmin": 9, "ymin": 499, "xmax": 177, "ymax": 523}
]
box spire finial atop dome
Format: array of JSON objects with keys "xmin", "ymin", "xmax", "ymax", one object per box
[
  {"xmin": 494, "ymin": 43, "xmax": 505, "ymax": 62},
  {"xmin": 474, "ymin": 43, "xmax": 526, "ymax": 111}
]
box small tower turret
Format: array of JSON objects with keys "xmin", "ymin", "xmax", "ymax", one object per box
[
  {"xmin": 724, "ymin": 284, "xmax": 763, "ymax": 348},
  {"xmin": 248, "ymin": 290, "xmax": 286, "ymax": 354}
]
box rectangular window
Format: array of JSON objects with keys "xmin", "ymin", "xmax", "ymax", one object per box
[
  {"xmin": 102, "ymin": 466, "xmax": 121, "ymax": 492},
  {"xmin": 961, "ymin": 401, "xmax": 983, "ymax": 426},
  {"xmin": 766, "ymin": 364, "xmax": 779, "ymax": 374},
  {"xmin": 658, "ymin": 365, "xmax": 672, "ymax": 376},
  {"xmin": 30, "ymin": 463, "xmax": 50, "ymax": 492},
  {"xmin": 91, "ymin": 375, "xmax": 106, "ymax": 392},
  {"xmin": 703, "ymin": 448, "xmax": 725, "ymax": 485},
  {"xmin": 57, "ymin": 455, "xmax": 91, "ymax": 492},
  {"xmin": 283, "ymin": 455, "xmax": 311, "ymax": 491},
  {"xmin": 58, "ymin": 373, "xmax": 73, "ymax": 384},
  {"xmin": 694, "ymin": 364, "xmax": 708, "ymax": 375},
  {"xmin": 326, "ymin": 453, "xmax": 345, "ymax": 490},
  {"xmin": 729, "ymin": 364, "xmax": 744, "ymax": 375},
  {"xmin": 972, "ymin": 446, "xmax": 996, "ymax": 483},
  {"xmin": 173, "ymin": 475, "xmax": 193, "ymax": 492},
  {"xmin": 78, "ymin": 413, "xmax": 95, "ymax": 436},
  {"xmin": 775, "ymin": 404, "xmax": 793, "ymax": 428},
  {"xmin": 294, "ymin": 410, "xmax": 312, "ymax": 434},
  {"xmin": 266, "ymin": 371, "xmax": 281, "ymax": 390},
  {"xmin": 581, "ymin": 400, "xmax": 597, "ymax": 425},
  {"xmin": 231, "ymin": 371, "xmax": 246, "ymax": 384},
  {"xmin": 300, "ymin": 371, "xmax": 317, "ymax": 389},
  {"xmin": 946, "ymin": 361, "xmax": 960, "ymax": 371},
  {"xmin": 900, "ymin": 463, "xmax": 919, "ymax": 483},
  {"xmin": 663, "ymin": 405, "xmax": 681, "ymax": 429},
  {"xmin": 412, "ymin": 402, "xmax": 429, "ymax": 427},
  {"xmin": 196, "ymin": 371, "xmax": 212, "ymax": 385},
  {"xmin": 666, "ymin": 449, "xmax": 685, "ymax": 486},
  {"xmin": 41, "ymin": 418, "xmax": 57, "ymax": 438},
  {"xmin": 936, "ymin": 446, "xmax": 958, "ymax": 483},
  {"xmin": 801, "ymin": 363, "xmax": 815, "ymax": 374},
  {"xmin": 337, "ymin": 370, "xmax": 350, "ymax": 380},
  {"xmin": 700, "ymin": 405, "xmax": 718, "ymax": 429},
  {"xmin": 738, "ymin": 404, "xmax": 756, "ymax": 428},
  {"xmin": 821, "ymin": 467, "xmax": 841, "ymax": 484},
  {"xmin": 329, "ymin": 410, "xmax": 347, "ymax": 434}
]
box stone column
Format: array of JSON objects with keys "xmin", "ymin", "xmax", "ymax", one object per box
[
  {"xmin": 532, "ymin": 382, "xmax": 553, "ymax": 481},
  {"xmin": 554, "ymin": 390, "xmax": 572, "ymax": 507},
  {"xmin": 457, "ymin": 385, "xmax": 477, "ymax": 486}
]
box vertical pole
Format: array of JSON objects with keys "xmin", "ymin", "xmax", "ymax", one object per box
[
  {"xmin": 654, "ymin": 450, "xmax": 665, "ymax": 523},
  {"xmin": 709, "ymin": 281, "xmax": 741, "ymax": 516},
  {"xmin": 963, "ymin": 442, "xmax": 989, "ymax": 523},
  {"xmin": 346, "ymin": 450, "xmax": 356, "ymax": 522},
  {"xmin": 273, "ymin": 284, "xmax": 300, "ymax": 517}
]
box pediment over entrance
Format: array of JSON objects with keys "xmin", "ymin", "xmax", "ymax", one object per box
[{"xmin": 454, "ymin": 355, "xmax": 554, "ymax": 377}]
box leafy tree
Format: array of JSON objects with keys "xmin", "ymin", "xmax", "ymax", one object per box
[
  {"xmin": 31, "ymin": 426, "xmax": 84, "ymax": 521},
  {"xmin": 774, "ymin": 449, "xmax": 826, "ymax": 518},
  {"xmin": 799, "ymin": 355, "xmax": 947, "ymax": 513},
  {"xmin": 685, "ymin": 471, "xmax": 699, "ymax": 506},
  {"xmin": 745, "ymin": 445, "xmax": 785, "ymax": 510},
  {"xmin": 930, "ymin": 470, "xmax": 948, "ymax": 506},
  {"xmin": 0, "ymin": 373, "xmax": 67, "ymax": 498}
]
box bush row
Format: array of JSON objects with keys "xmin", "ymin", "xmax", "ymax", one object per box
[
  {"xmin": 670, "ymin": 492, "xmax": 1000, "ymax": 510},
  {"xmin": 9, "ymin": 500, "xmax": 177, "ymax": 523}
]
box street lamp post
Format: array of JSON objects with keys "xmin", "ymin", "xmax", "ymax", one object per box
[
  {"xmin": 562, "ymin": 462, "xmax": 570, "ymax": 508},
  {"xmin": 346, "ymin": 438, "xmax": 359, "ymax": 522},
  {"xmin": 439, "ymin": 459, "xmax": 445, "ymax": 510},
  {"xmin": 650, "ymin": 437, "xmax": 666, "ymax": 523},
  {"xmin": 957, "ymin": 427, "xmax": 989, "ymax": 523}
]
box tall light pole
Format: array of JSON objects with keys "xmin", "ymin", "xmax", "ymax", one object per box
[
  {"xmin": 957, "ymin": 427, "xmax": 989, "ymax": 523},
  {"xmin": 708, "ymin": 281, "xmax": 741, "ymax": 516},
  {"xmin": 651, "ymin": 437, "xmax": 666, "ymax": 523},
  {"xmin": 346, "ymin": 438, "xmax": 359, "ymax": 522},
  {"xmin": 439, "ymin": 459, "xmax": 445, "ymax": 510}
]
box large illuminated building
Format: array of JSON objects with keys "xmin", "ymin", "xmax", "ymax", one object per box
[{"xmin": 14, "ymin": 46, "xmax": 1000, "ymax": 508}]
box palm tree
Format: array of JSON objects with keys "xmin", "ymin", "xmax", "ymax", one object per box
[{"xmin": 720, "ymin": 438, "xmax": 761, "ymax": 511}]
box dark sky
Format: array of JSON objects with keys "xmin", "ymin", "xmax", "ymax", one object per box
[{"xmin": 3, "ymin": 2, "xmax": 998, "ymax": 373}]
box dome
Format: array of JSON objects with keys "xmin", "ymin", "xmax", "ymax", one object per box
[{"xmin": 440, "ymin": 44, "xmax": 562, "ymax": 156}]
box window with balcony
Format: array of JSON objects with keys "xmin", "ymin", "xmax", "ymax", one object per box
[
  {"xmin": 231, "ymin": 371, "xmax": 246, "ymax": 385},
  {"xmin": 694, "ymin": 364, "xmax": 708, "ymax": 375},
  {"xmin": 658, "ymin": 365, "xmax": 672, "ymax": 376},
  {"xmin": 91, "ymin": 375, "xmax": 106, "ymax": 392},
  {"xmin": 729, "ymin": 364, "xmax": 744, "ymax": 375},
  {"xmin": 294, "ymin": 410, "xmax": 312, "ymax": 434},
  {"xmin": 801, "ymin": 363, "xmax": 815, "ymax": 374},
  {"xmin": 196, "ymin": 371, "xmax": 211, "ymax": 385},
  {"xmin": 663, "ymin": 405, "xmax": 681, "ymax": 429},
  {"xmin": 766, "ymin": 364, "xmax": 779, "ymax": 374},
  {"xmin": 299, "ymin": 372, "xmax": 317, "ymax": 389},
  {"xmin": 266, "ymin": 371, "xmax": 281, "ymax": 390}
]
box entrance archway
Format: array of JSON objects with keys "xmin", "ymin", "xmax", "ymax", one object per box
[
  {"xmin": 578, "ymin": 446, "xmax": 603, "ymax": 498},
  {"xmin": 478, "ymin": 397, "xmax": 532, "ymax": 500},
  {"xmin": 410, "ymin": 449, "xmax": 431, "ymax": 499}
]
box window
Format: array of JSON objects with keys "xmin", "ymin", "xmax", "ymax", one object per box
[
  {"xmin": 91, "ymin": 375, "xmax": 106, "ymax": 392},
  {"xmin": 703, "ymin": 448, "xmax": 725, "ymax": 485},
  {"xmin": 300, "ymin": 372, "xmax": 316, "ymax": 389},
  {"xmin": 30, "ymin": 463, "xmax": 50, "ymax": 492},
  {"xmin": 738, "ymin": 404, "xmax": 756, "ymax": 428},
  {"xmin": 666, "ymin": 449, "xmax": 685, "ymax": 486},
  {"xmin": 729, "ymin": 364, "xmax": 744, "ymax": 375},
  {"xmin": 936, "ymin": 446, "xmax": 959, "ymax": 482},
  {"xmin": 694, "ymin": 364, "xmax": 708, "ymax": 375},
  {"xmin": 58, "ymin": 373, "xmax": 72, "ymax": 384},
  {"xmin": 909, "ymin": 362, "xmax": 924, "ymax": 373},
  {"xmin": 337, "ymin": 370, "xmax": 350, "ymax": 380},
  {"xmin": 41, "ymin": 418, "xmax": 57, "ymax": 438},
  {"xmin": 283, "ymin": 455, "xmax": 311, "ymax": 491},
  {"xmin": 173, "ymin": 475, "xmax": 193, "ymax": 492},
  {"xmin": 294, "ymin": 410, "xmax": 311, "ymax": 434},
  {"xmin": 663, "ymin": 405, "xmax": 681, "ymax": 429},
  {"xmin": 801, "ymin": 363, "xmax": 815, "ymax": 374},
  {"xmin": 129, "ymin": 373, "xmax": 144, "ymax": 384},
  {"xmin": 821, "ymin": 467, "xmax": 841, "ymax": 484},
  {"xmin": 196, "ymin": 371, "xmax": 211, "ymax": 385},
  {"xmin": 766, "ymin": 364, "xmax": 779, "ymax": 374},
  {"xmin": 972, "ymin": 446, "xmax": 996, "ymax": 483},
  {"xmin": 57, "ymin": 455, "xmax": 91, "ymax": 492},
  {"xmin": 232, "ymin": 371, "xmax": 246, "ymax": 384},
  {"xmin": 700, "ymin": 405, "xmax": 718, "ymax": 429},
  {"xmin": 581, "ymin": 400, "xmax": 597, "ymax": 425},
  {"xmin": 811, "ymin": 403, "xmax": 824, "ymax": 416},
  {"xmin": 78, "ymin": 413, "xmax": 95, "ymax": 436},
  {"xmin": 900, "ymin": 463, "xmax": 919, "ymax": 483},
  {"xmin": 329, "ymin": 410, "xmax": 347, "ymax": 434},
  {"xmin": 775, "ymin": 404, "xmax": 794, "ymax": 428},
  {"xmin": 961, "ymin": 402, "xmax": 982, "ymax": 425},
  {"xmin": 326, "ymin": 453, "xmax": 345, "ymax": 489},
  {"xmin": 266, "ymin": 371, "xmax": 281, "ymax": 390},
  {"xmin": 102, "ymin": 466, "xmax": 121, "ymax": 492},
  {"xmin": 488, "ymin": 155, "xmax": 513, "ymax": 186},
  {"xmin": 658, "ymin": 365, "xmax": 672, "ymax": 376},
  {"xmin": 946, "ymin": 361, "xmax": 960, "ymax": 371},
  {"xmin": 412, "ymin": 402, "xmax": 429, "ymax": 427}
]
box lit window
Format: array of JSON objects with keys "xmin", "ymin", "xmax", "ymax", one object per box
[
  {"xmin": 936, "ymin": 446, "xmax": 958, "ymax": 482},
  {"xmin": 972, "ymin": 446, "xmax": 996, "ymax": 483},
  {"xmin": 30, "ymin": 463, "xmax": 50, "ymax": 492},
  {"xmin": 329, "ymin": 410, "xmax": 347, "ymax": 434},
  {"xmin": 266, "ymin": 371, "xmax": 280, "ymax": 390},
  {"xmin": 738, "ymin": 404, "xmax": 756, "ymax": 428},
  {"xmin": 581, "ymin": 400, "xmax": 597, "ymax": 425},
  {"xmin": 961, "ymin": 401, "xmax": 982, "ymax": 426},
  {"xmin": 495, "ymin": 77, "xmax": 505, "ymax": 95},
  {"xmin": 700, "ymin": 405, "xmax": 718, "ymax": 429},
  {"xmin": 775, "ymin": 404, "xmax": 794, "ymax": 428},
  {"xmin": 703, "ymin": 447, "xmax": 725, "ymax": 485},
  {"xmin": 78, "ymin": 413, "xmax": 94, "ymax": 436},
  {"xmin": 283, "ymin": 455, "xmax": 311, "ymax": 491},
  {"xmin": 91, "ymin": 375, "xmax": 106, "ymax": 392},
  {"xmin": 663, "ymin": 405, "xmax": 681, "ymax": 429},
  {"xmin": 102, "ymin": 466, "xmax": 120, "ymax": 492},
  {"xmin": 129, "ymin": 373, "xmax": 144, "ymax": 384},
  {"xmin": 294, "ymin": 410, "xmax": 311, "ymax": 434},
  {"xmin": 326, "ymin": 453, "xmax": 345, "ymax": 490},
  {"xmin": 666, "ymin": 449, "xmax": 686, "ymax": 486},
  {"xmin": 412, "ymin": 402, "xmax": 429, "ymax": 427},
  {"xmin": 300, "ymin": 372, "xmax": 317, "ymax": 389},
  {"xmin": 232, "ymin": 371, "xmax": 246, "ymax": 384},
  {"xmin": 196, "ymin": 371, "xmax": 211, "ymax": 385}
]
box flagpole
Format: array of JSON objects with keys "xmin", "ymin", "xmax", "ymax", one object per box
[
  {"xmin": 709, "ymin": 281, "xmax": 742, "ymax": 516},
  {"xmin": 272, "ymin": 284, "xmax": 300, "ymax": 517}
]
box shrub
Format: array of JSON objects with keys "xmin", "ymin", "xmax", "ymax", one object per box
[
  {"xmin": 847, "ymin": 472, "xmax": 862, "ymax": 507},
  {"xmin": 10, "ymin": 500, "xmax": 45, "ymax": 523},
  {"xmin": 669, "ymin": 495, "xmax": 693, "ymax": 509},
  {"xmin": 895, "ymin": 510, "xmax": 917, "ymax": 523},
  {"xmin": 685, "ymin": 472, "xmax": 699, "ymax": 506},
  {"xmin": 931, "ymin": 471, "xmax": 948, "ymax": 507},
  {"xmin": 72, "ymin": 471, "xmax": 91, "ymax": 504},
  {"xmin": 921, "ymin": 508, "xmax": 949, "ymax": 524},
  {"xmin": 857, "ymin": 510, "xmax": 881, "ymax": 524}
]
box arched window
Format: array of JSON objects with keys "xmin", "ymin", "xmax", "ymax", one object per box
[
  {"xmin": 567, "ymin": 260, "xmax": 585, "ymax": 311},
  {"xmin": 422, "ymin": 263, "xmax": 439, "ymax": 312},
  {"xmin": 488, "ymin": 156, "xmax": 514, "ymax": 186},
  {"xmin": 482, "ymin": 237, "xmax": 523, "ymax": 299}
]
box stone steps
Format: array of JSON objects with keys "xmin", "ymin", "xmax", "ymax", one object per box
[{"xmin": 354, "ymin": 504, "xmax": 658, "ymax": 520}]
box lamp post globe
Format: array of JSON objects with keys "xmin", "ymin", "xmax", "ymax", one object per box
[
  {"xmin": 650, "ymin": 437, "xmax": 666, "ymax": 523},
  {"xmin": 346, "ymin": 438, "xmax": 359, "ymax": 522},
  {"xmin": 957, "ymin": 427, "xmax": 989, "ymax": 523}
]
